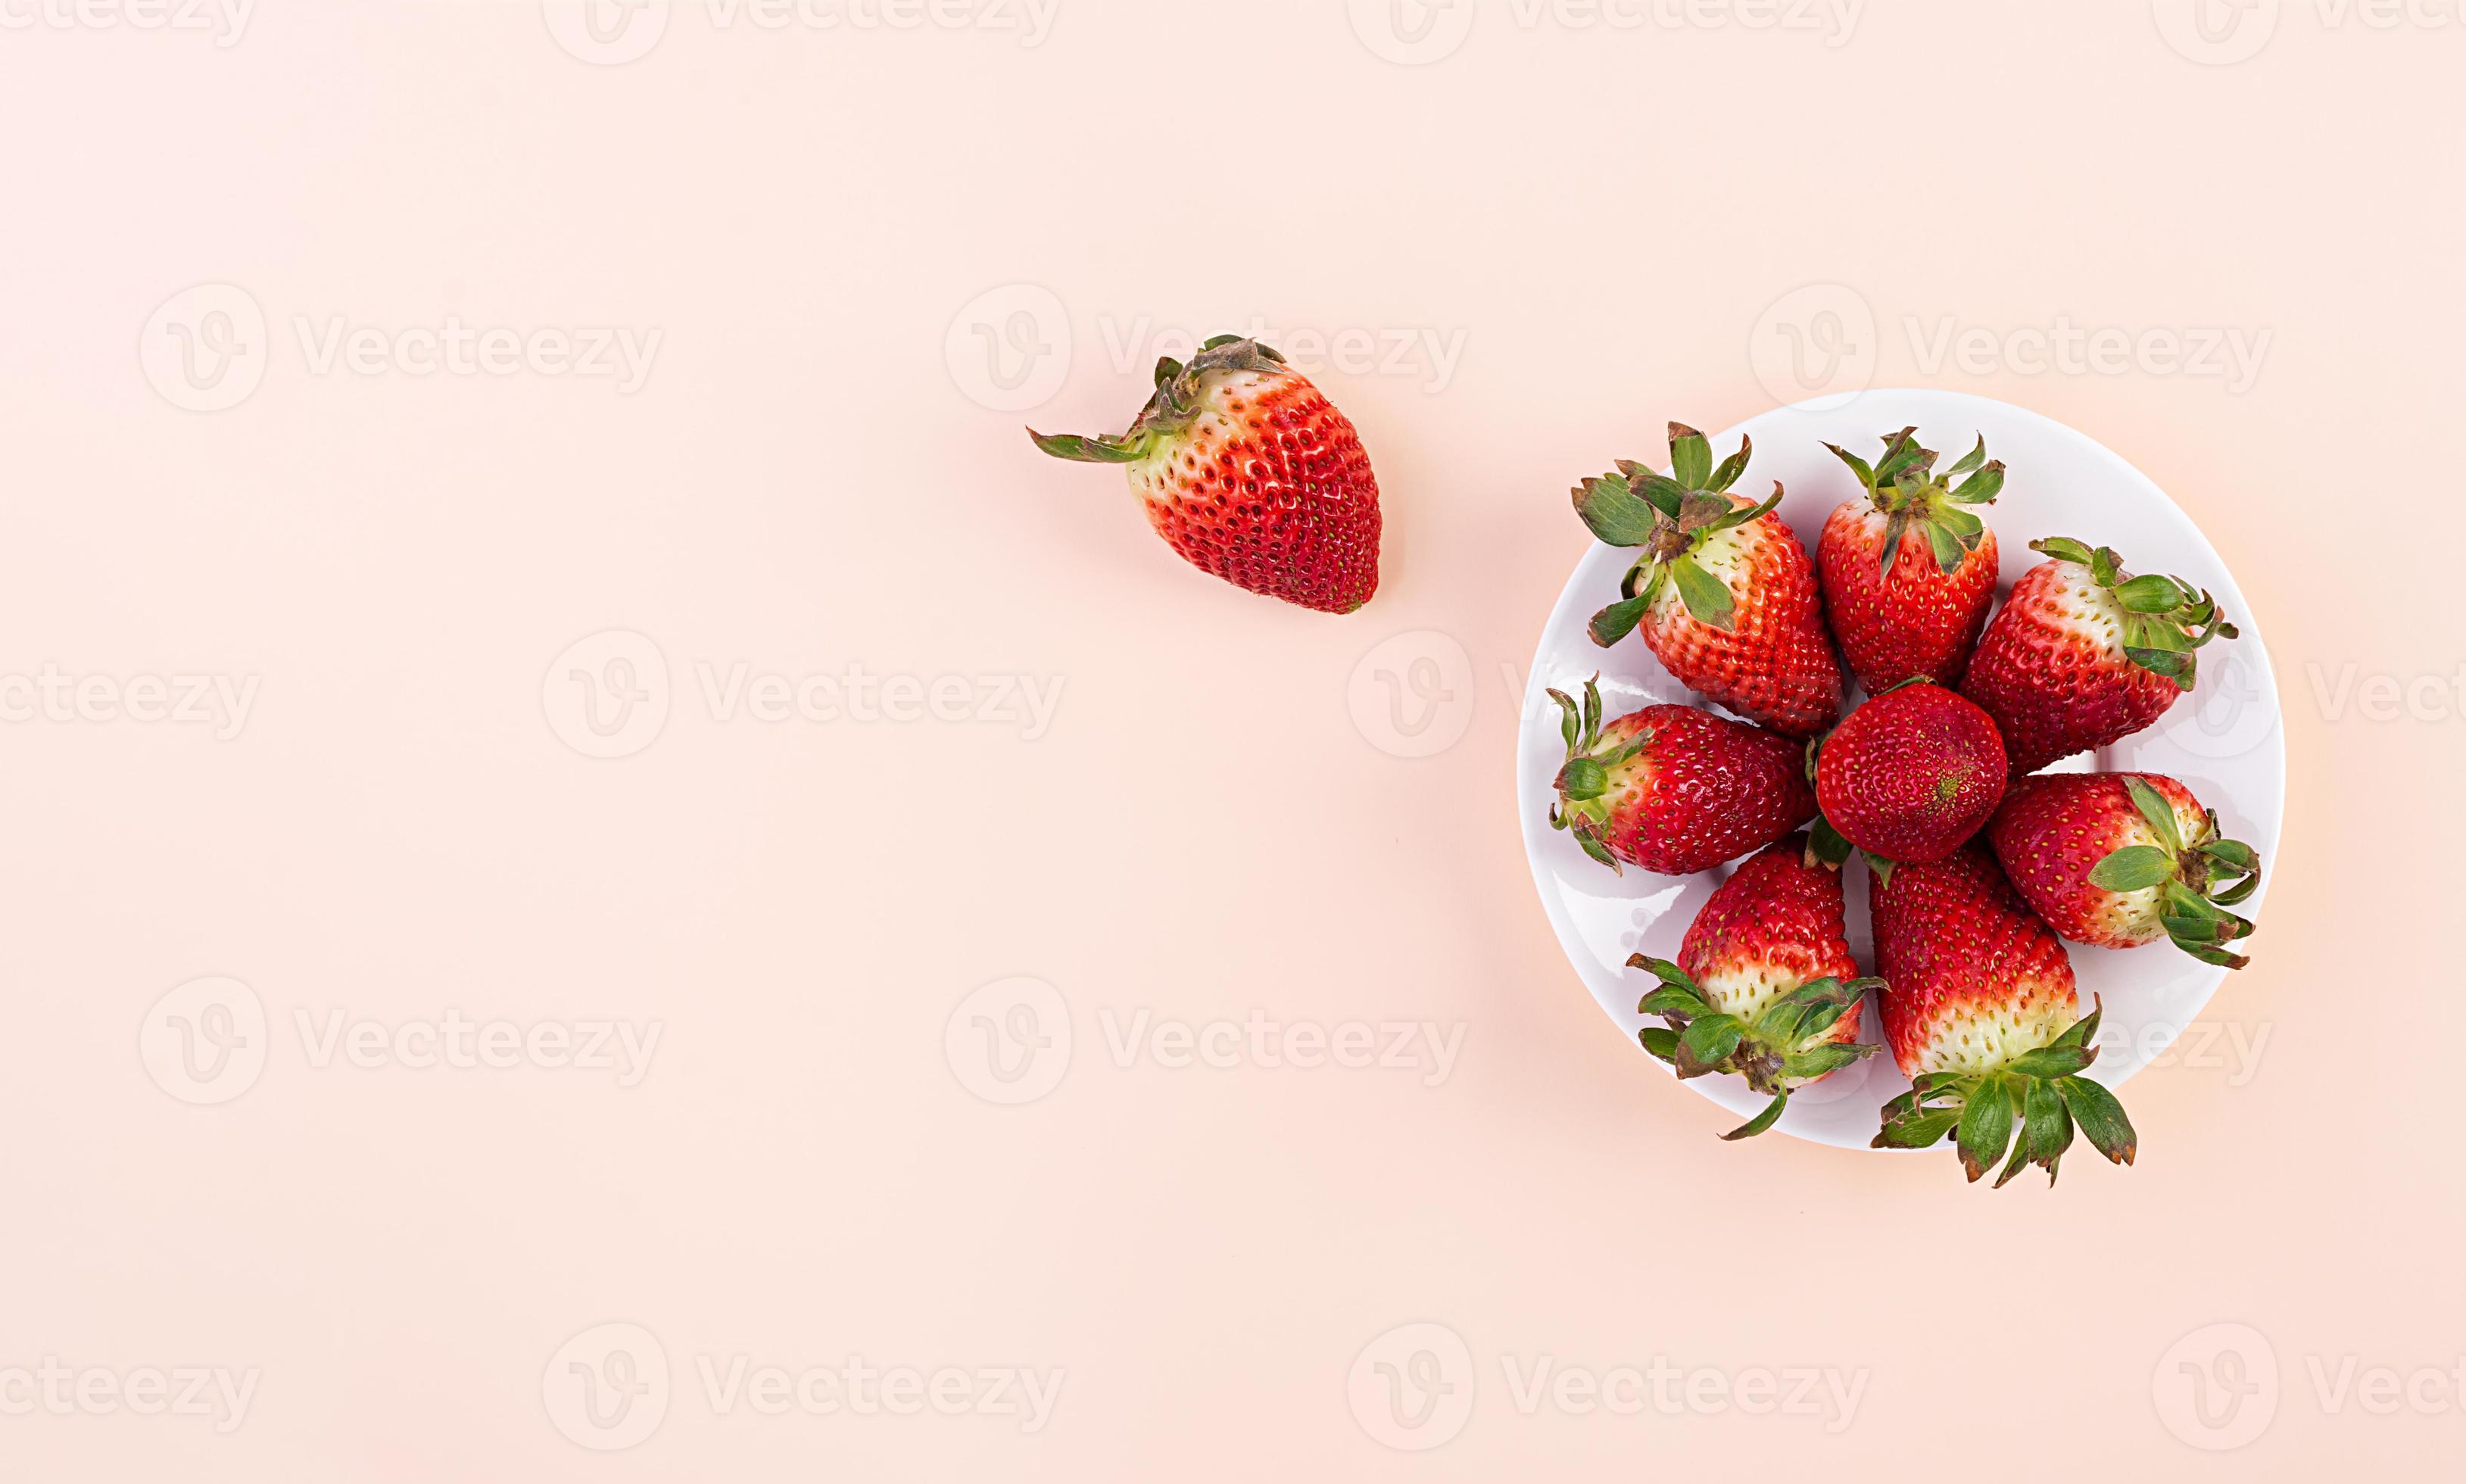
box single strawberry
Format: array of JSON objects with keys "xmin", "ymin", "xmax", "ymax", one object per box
[
  {"xmin": 1988, "ymin": 772, "xmax": 2262, "ymax": 968},
  {"xmin": 1817, "ymin": 429, "xmax": 2004, "ymax": 691},
  {"xmin": 1869, "ymin": 844, "xmax": 2135, "ymax": 1186},
  {"xmin": 1029, "ymin": 337, "xmax": 1380, "ymax": 614},
  {"xmin": 1573, "ymin": 422, "xmax": 1841, "ymax": 737},
  {"xmin": 1631, "ymin": 837, "xmax": 1882, "ymax": 1139},
  {"xmin": 1959, "ymin": 537, "xmax": 2238, "ymax": 773},
  {"xmin": 1811, "ymin": 682, "xmax": 2009, "ymax": 865},
  {"xmin": 1545, "ymin": 675, "xmax": 1816, "ymax": 877}
]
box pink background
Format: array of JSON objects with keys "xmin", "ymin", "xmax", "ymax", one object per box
[{"xmin": 1, "ymin": 1, "xmax": 2457, "ymax": 1477}]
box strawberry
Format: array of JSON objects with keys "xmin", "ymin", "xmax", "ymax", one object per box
[
  {"xmin": 1545, "ymin": 676, "xmax": 1816, "ymax": 877},
  {"xmin": 1811, "ymin": 682, "xmax": 2009, "ymax": 865},
  {"xmin": 1029, "ymin": 337, "xmax": 1380, "ymax": 614},
  {"xmin": 1959, "ymin": 537, "xmax": 2238, "ymax": 773},
  {"xmin": 1869, "ymin": 844, "xmax": 2135, "ymax": 1186},
  {"xmin": 1988, "ymin": 772, "xmax": 2262, "ymax": 968},
  {"xmin": 1573, "ymin": 422, "xmax": 1841, "ymax": 737},
  {"xmin": 1817, "ymin": 429, "xmax": 2004, "ymax": 691},
  {"xmin": 1630, "ymin": 836, "xmax": 1882, "ymax": 1139}
]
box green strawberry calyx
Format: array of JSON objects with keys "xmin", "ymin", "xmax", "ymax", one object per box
[
  {"xmin": 1825, "ymin": 428, "xmax": 2004, "ymax": 578},
  {"xmin": 2087, "ymin": 778, "xmax": 2261, "ymax": 969},
  {"xmin": 2030, "ymin": 536, "xmax": 2240, "ymax": 692},
  {"xmin": 1574, "ymin": 422, "xmax": 1782, "ymax": 641},
  {"xmin": 1871, "ymin": 997, "xmax": 2137, "ymax": 1188},
  {"xmin": 1027, "ymin": 336, "xmax": 1289, "ymax": 464},
  {"xmin": 1544, "ymin": 674, "xmax": 1653, "ymax": 875},
  {"xmin": 1631, "ymin": 955, "xmax": 1882, "ymax": 1140}
]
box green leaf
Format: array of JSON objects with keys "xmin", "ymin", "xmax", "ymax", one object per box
[
  {"xmin": 1808, "ymin": 815, "xmax": 1854, "ymax": 868},
  {"xmin": 1630, "ymin": 472, "xmax": 1688, "ymax": 519},
  {"xmin": 1955, "ymin": 1075, "xmax": 2016, "ymax": 1182},
  {"xmin": 1924, "ymin": 519, "xmax": 1964, "ymax": 575},
  {"xmin": 1572, "ymin": 474, "xmax": 1661, "ymax": 547},
  {"xmin": 2122, "ymin": 777, "xmax": 2185, "ymax": 851},
  {"xmin": 1708, "ymin": 438, "xmax": 1753, "ymax": 494},
  {"xmin": 1785, "ymin": 1043, "xmax": 1869, "ymax": 1080},
  {"xmin": 1667, "ymin": 556, "xmax": 1736, "ymax": 631},
  {"xmin": 1991, "ymin": 1122, "xmax": 2037, "ymax": 1188},
  {"xmin": 1631, "ymin": 956, "xmax": 1700, "ymax": 993},
  {"xmin": 2090, "ymin": 547, "xmax": 2123, "ymax": 586},
  {"xmin": 1722, "ymin": 1090, "xmax": 1790, "ymax": 1141},
  {"xmin": 1824, "ymin": 442, "xmax": 1875, "ymax": 488},
  {"xmin": 1588, "ymin": 596, "xmax": 1651, "ymax": 647},
  {"xmin": 2050, "ymin": 998, "xmax": 2105, "ymax": 1051},
  {"xmin": 2115, "ymin": 573, "xmax": 2185, "ymax": 613},
  {"xmin": 1679, "ymin": 1015, "xmax": 1744, "ymax": 1067},
  {"xmin": 2199, "ymin": 840, "xmax": 2257, "ymax": 873},
  {"xmin": 2025, "ymin": 1077, "xmax": 2072, "ymax": 1167},
  {"xmin": 1872, "ymin": 1108, "xmax": 1960, "ymax": 1151},
  {"xmin": 1559, "ymin": 758, "xmax": 1608, "ymax": 802},
  {"xmin": 1878, "ymin": 510, "xmax": 1912, "ymax": 579},
  {"xmin": 1943, "ymin": 436, "xmax": 1987, "ymax": 479},
  {"xmin": 2089, "ymin": 845, "xmax": 2177, "ymax": 893},
  {"xmin": 1934, "ymin": 505, "xmax": 1985, "ymax": 541},
  {"xmin": 1677, "ymin": 492, "xmax": 1735, "ymax": 531},
  {"xmin": 1669, "ymin": 423, "xmax": 1713, "ymax": 490},
  {"xmin": 1027, "ymin": 430, "xmax": 1143, "ymax": 463},
  {"xmin": 2004, "ymin": 1045, "xmax": 2096, "ymax": 1078},
  {"xmin": 1577, "ymin": 831, "xmax": 1620, "ymax": 873},
  {"xmin": 1639, "ymin": 985, "xmax": 1711, "ymax": 1019},
  {"xmin": 1872, "ymin": 428, "xmax": 1927, "ymax": 485},
  {"xmin": 1950, "ymin": 461, "xmax": 2004, "ymax": 504},
  {"xmin": 2056, "ymin": 1077, "xmax": 2137, "ymax": 1166},
  {"xmin": 1639, "ymin": 1027, "xmax": 1681, "ymax": 1062},
  {"xmin": 2031, "ymin": 536, "xmax": 2095, "ymax": 566}
]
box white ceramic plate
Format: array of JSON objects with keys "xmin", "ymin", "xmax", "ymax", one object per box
[{"xmin": 1515, "ymin": 389, "xmax": 2284, "ymax": 1149}]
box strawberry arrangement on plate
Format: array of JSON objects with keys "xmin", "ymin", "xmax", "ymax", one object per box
[{"xmin": 1543, "ymin": 419, "xmax": 2260, "ymax": 1187}]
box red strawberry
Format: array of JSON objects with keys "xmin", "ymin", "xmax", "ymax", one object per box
[
  {"xmin": 1988, "ymin": 772, "xmax": 2262, "ymax": 968},
  {"xmin": 1959, "ymin": 537, "xmax": 2238, "ymax": 773},
  {"xmin": 1817, "ymin": 429, "xmax": 2004, "ymax": 691},
  {"xmin": 1573, "ymin": 422, "xmax": 1841, "ymax": 737},
  {"xmin": 1869, "ymin": 844, "xmax": 2134, "ymax": 1186},
  {"xmin": 1030, "ymin": 337, "xmax": 1380, "ymax": 614},
  {"xmin": 1630, "ymin": 836, "xmax": 1881, "ymax": 1139},
  {"xmin": 1545, "ymin": 676, "xmax": 1816, "ymax": 877},
  {"xmin": 1812, "ymin": 683, "xmax": 2009, "ymax": 865}
]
